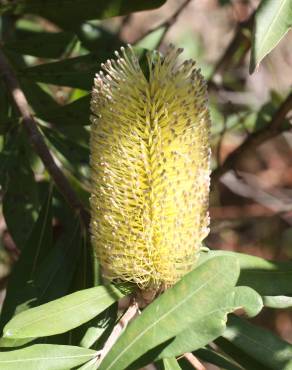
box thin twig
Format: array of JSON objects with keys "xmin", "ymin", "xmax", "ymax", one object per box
[
  {"xmin": 0, "ymin": 47, "xmax": 90, "ymax": 228},
  {"xmin": 132, "ymin": 0, "xmax": 193, "ymax": 46},
  {"xmin": 208, "ymin": 12, "xmax": 254, "ymax": 90},
  {"xmin": 117, "ymin": 14, "xmax": 132, "ymax": 39},
  {"xmin": 211, "ymin": 92, "xmax": 292, "ymax": 187},
  {"xmin": 97, "ymin": 300, "xmax": 139, "ymax": 366},
  {"xmin": 184, "ymin": 352, "xmax": 206, "ymax": 370},
  {"xmin": 216, "ymin": 118, "xmax": 227, "ymax": 166}
]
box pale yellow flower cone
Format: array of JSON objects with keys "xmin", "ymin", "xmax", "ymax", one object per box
[{"xmin": 90, "ymin": 45, "xmax": 210, "ymax": 293}]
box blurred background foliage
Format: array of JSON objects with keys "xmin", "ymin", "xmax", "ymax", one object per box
[{"xmin": 0, "ymin": 0, "xmax": 292, "ymax": 369}]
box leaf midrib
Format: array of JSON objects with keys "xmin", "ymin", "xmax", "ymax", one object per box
[
  {"xmin": 0, "ymin": 352, "xmax": 95, "ymax": 364},
  {"xmin": 257, "ymin": 0, "xmax": 289, "ymax": 60},
  {"xmin": 104, "ymin": 267, "xmax": 230, "ymax": 370},
  {"xmin": 6, "ymin": 289, "xmax": 115, "ymax": 337}
]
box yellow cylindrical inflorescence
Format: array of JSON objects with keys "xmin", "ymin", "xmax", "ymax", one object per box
[{"xmin": 90, "ymin": 45, "xmax": 210, "ymax": 292}]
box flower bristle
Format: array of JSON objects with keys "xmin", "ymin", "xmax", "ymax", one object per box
[{"xmin": 90, "ymin": 44, "xmax": 210, "ymax": 291}]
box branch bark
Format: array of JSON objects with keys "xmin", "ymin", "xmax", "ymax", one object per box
[
  {"xmin": 132, "ymin": 0, "xmax": 192, "ymax": 46},
  {"xmin": 97, "ymin": 300, "xmax": 139, "ymax": 366},
  {"xmin": 211, "ymin": 92, "xmax": 292, "ymax": 187},
  {"xmin": 0, "ymin": 47, "xmax": 90, "ymax": 228},
  {"xmin": 184, "ymin": 352, "xmax": 206, "ymax": 370},
  {"xmin": 208, "ymin": 12, "xmax": 254, "ymax": 90}
]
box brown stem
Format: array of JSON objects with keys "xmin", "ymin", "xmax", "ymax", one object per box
[
  {"xmin": 184, "ymin": 352, "xmax": 206, "ymax": 370},
  {"xmin": 132, "ymin": 0, "xmax": 192, "ymax": 46},
  {"xmin": 208, "ymin": 12, "xmax": 254, "ymax": 87},
  {"xmin": 0, "ymin": 47, "xmax": 90, "ymax": 228},
  {"xmin": 97, "ymin": 300, "xmax": 139, "ymax": 366},
  {"xmin": 211, "ymin": 92, "xmax": 292, "ymax": 187}
]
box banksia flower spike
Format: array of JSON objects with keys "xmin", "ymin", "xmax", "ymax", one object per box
[{"xmin": 90, "ymin": 45, "xmax": 210, "ymax": 294}]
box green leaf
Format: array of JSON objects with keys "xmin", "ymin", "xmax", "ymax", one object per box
[
  {"xmin": 20, "ymin": 78, "xmax": 59, "ymax": 115},
  {"xmin": 0, "ymin": 187, "xmax": 53, "ymax": 330},
  {"xmin": 250, "ymin": 0, "xmax": 292, "ymax": 73},
  {"xmin": 76, "ymin": 24, "xmax": 121, "ymax": 54},
  {"xmin": 155, "ymin": 286, "xmax": 262, "ymax": 360},
  {"xmin": 3, "ymin": 285, "xmax": 126, "ymax": 339},
  {"xmin": 80, "ymin": 326, "xmax": 107, "ymax": 349},
  {"xmin": 156, "ymin": 311, "xmax": 226, "ymax": 361},
  {"xmin": 77, "ymin": 358, "xmax": 98, "ymax": 369},
  {"xmin": 0, "ymin": 130, "xmax": 40, "ymax": 247},
  {"xmin": 263, "ymin": 295, "xmax": 292, "ymax": 309},
  {"xmin": 79, "ymin": 303, "xmax": 118, "ymax": 350},
  {"xmin": 99, "ymin": 256, "xmax": 240, "ymax": 370},
  {"xmin": 227, "ymin": 286, "xmax": 263, "ymax": 318},
  {"xmin": 4, "ymin": 0, "xmax": 167, "ymax": 29},
  {"xmin": 199, "ymin": 250, "xmax": 292, "ymax": 295},
  {"xmin": 43, "ymin": 127, "xmax": 89, "ymax": 169},
  {"xmin": 195, "ymin": 348, "xmax": 243, "ymax": 370},
  {"xmin": 163, "ymin": 357, "xmax": 182, "ymax": 370},
  {"xmin": 34, "ymin": 209, "xmax": 86, "ymax": 304},
  {"xmin": 0, "ymin": 337, "xmax": 34, "ymax": 349},
  {"xmin": 39, "ymin": 95, "xmax": 91, "ymax": 128},
  {"xmin": 5, "ymin": 31, "xmax": 77, "ymax": 58},
  {"xmin": 0, "ymin": 80, "xmax": 10, "ymax": 133},
  {"xmin": 215, "ymin": 336, "xmax": 268, "ymax": 370},
  {"xmin": 221, "ymin": 315, "xmax": 292, "ymax": 370},
  {"xmin": 39, "ymin": 95, "xmax": 90, "ymax": 126},
  {"xmin": 20, "ymin": 54, "xmax": 101, "ymax": 90},
  {"xmin": 0, "ymin": 344, "xmax": 96, "ymax": 370}
]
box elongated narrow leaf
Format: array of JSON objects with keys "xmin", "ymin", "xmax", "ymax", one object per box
[
  {"xmin": 36, "ymin": 217, "xmax": 83, "ymax": 304},
  {"xmin": 39, "ymin": 95, "xmax": 90, "ymax": 126},
  {"xmin": 0, "ymin": 79, "xmax": 10, "ymax": 132},
  {"xmin": 4, "ymin": 0, "xmax": 166, "ymax": 29},
  {"xmin": 163, "ymin": 358, "xmax": 182, "ymax": 370},
  {"xmin": 99, "ymin": 256, "xmax": 240, "ymax": 370},
  {"xmin": 20, "ymin": 54, "xmax": 101, "ymax": 90},
  {"xmin": 77, "ymin": 358, "xmax": 98, "ymax": 370},
  {"xmin": 76, "ymin": 25, "xmax": 121, "ymax": 53},
  {"xmin": 0, "ymin": 187, "xmax": 53, "ymax": 330},
  {"xmin": 79, "ymin": 302, "xmax": 118, "ymax": 350},
  {"xmin": 215, "ymin": 337, "xmax": 268, "ymax": 370},
  {"xmin": 5, "ymin": 31, "xmax": 76, "ymax": 58},
  {"xmin": 0, "ymin": 131, "xmax": 40, "ymax": 247},
  {"xmin": 156, "ymin": 286, "xmax": 262, "ymax": 360},
  {"xmin": 43, "ymin": 127, "xmax": 89, "ymax": 182},
  {"xmin": 0, "ymin": 337, "xmax": 33, "ymax": 348},
  {"xmin": 3, "ymin": 285, "xmax": 126, "ymax": 339},
  {"xmin": 250, "ymin": 0, "xmax": 292, "ymax": 73},
  {"xmin": 263, "ymin": 295, "xmax": 292, "ymax": 308},
  {"xmin": 221, "ymin": 315, "xmax": 292, "ymax": 370},
  {"xmin": 0, "ymin": 344, "xmax": 96, "ymax": 370},
  {"xmin": 199, "ymin": 250, "xmax": 292, "ymax": 295},
  {"xmin": 20, "ymin": 78, "xmax": 59, "ymax": 115},
  {"xmin": 194, "ymin": 348, "xmax": 243, "ymax": 370}
]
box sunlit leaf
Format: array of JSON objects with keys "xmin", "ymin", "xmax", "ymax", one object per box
[
  {"xmin": 3, "ymin": 285, "xmax": 126, "ymax": 339},
  {"xmin": 155, "ymin": 286, "xmax": 262, "ymax": 360},
  {"xmin": 219, "ymin": 315, "xmax": 292, "ymax": 370},
  {"xmin": 99, "ymin": 256, "xmax": 240, "ymax": 370},
  {"xmin": 199, "ymin": 250, "xmax": 292, "ymax": 296},
  {"xmin": 0, "ymin": 344, "xmax": 96, "ymax": 370},
  {"xmin": 263, "ymin": 295, "xmax": 292, "ymax": 309},
  {"xmin": 250, "ymin": 0, "xmax": 292, "ymax": 73}
]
